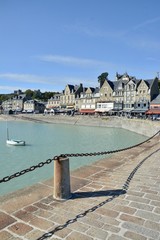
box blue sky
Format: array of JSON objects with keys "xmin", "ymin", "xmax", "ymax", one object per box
[{"xmin": 0, "ymin": 0, "xmax": 160, "ymax": 94}]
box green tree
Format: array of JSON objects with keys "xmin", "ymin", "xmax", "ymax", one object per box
[
  {"xmin": 0, "ymin": 94, "xmax": 15, "ymax": 102},
  {"xmin": 98, "ymin": 72, "xmax": 109, "ymax": 87},
  {"xmin": 25, "ymin": 89, "xmax": 34, "ymax": 98}
]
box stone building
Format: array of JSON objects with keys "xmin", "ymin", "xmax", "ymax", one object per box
[
  {"xmin": 2, "ymin": 94, "xmax": 27, "ymax": 113},
  {"xmin": 99, "ymin": 80, "xmax": 114, "ymax": 102},
  {"xmin": 146, "ymin": 94, "xmax": 160, "ymax": 117},
  {"xmin": 98, "ymin": 73, "xmax": 159, "ymax": 115},
  {"xmin": 79, "ymin": 87, "xmax": 100, "ymax": 114},
  {"xmin": 60, "ymin": 83, "xmax": 83, "ymax": 109},
  {"xmin": 23, "ymin": 100, "xmax": 45, "ymax": 113},
  {"xmin": 46, "ymin": 94, "xmax": 61, "ymax": 109}
]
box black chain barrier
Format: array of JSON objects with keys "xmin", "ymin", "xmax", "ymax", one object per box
[
  {"xmin": 0, "ymin": 130, "xmax": 159, "ymax": 184},
  {"xmin": 37, "ymin": 147, "xmax": 160, "ymax": 240}
]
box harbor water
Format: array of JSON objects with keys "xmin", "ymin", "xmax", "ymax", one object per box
[{"xmin": 0, "ymin": 120, "xmax": 147, "ymax": 195}]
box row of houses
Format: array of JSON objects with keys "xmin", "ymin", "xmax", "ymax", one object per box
[
  {"xmin": 1, "ymin": 72, "xmax": 160, "ymax": 117},
  {"xmin": 46, "ymin": 73, "xmax": 160, "ymax": 117},
  {"xmin": 2, "ymin": 96, "xmax": 45, "ymax": 114}
]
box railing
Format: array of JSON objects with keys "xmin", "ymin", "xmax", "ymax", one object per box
[{"xmin": 0, "ymin": 130, "xmax": 160, "ymax": 200}]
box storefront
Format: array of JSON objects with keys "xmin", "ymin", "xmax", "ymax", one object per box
[{"xmin": 79, "ymin": 109, "xmax": 95, "ymax": 114}]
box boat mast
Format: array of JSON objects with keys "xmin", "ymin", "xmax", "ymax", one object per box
[
  {"xmin": 7, "ymin": 127, "xmax": 9, "ymax": 140},
  {"xmin": 6, "ymin": 119, "xmax": 9, "ymax": 140}
]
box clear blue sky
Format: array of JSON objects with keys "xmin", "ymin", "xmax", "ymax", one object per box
[{"xmin": 0, "ymin": 0, "xmax": 160, "ymax": 94}]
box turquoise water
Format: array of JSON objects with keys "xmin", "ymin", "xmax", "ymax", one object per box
[{"xmin": 0, "ymin": 120, "xmax": 147, "ymax": 195}]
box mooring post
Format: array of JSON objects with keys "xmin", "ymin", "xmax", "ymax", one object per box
[{"xmin": 53, "ymin": 156, "xmax": 72, "ymax": 200}]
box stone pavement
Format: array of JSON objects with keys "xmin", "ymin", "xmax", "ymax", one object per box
[{"xmin": 0, "ymin": 134, "xmax": 160, "ymax": 240}]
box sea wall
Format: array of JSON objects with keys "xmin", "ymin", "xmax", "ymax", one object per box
[
  {"xmin": 100, "ymin": 117, "xmax": 160, "ymax": 137},
  {"xmin": 71, "ymin": 116, "xmax": 159, "ymax": 137},
  {"xmin": 0, "ymin": 114, "xmax": 159, "ymax": 137}
]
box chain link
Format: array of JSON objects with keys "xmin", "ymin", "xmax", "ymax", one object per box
[
  {"xmin": 37, "ymin": 146, "xmax": 160, "ymax": 240},
  {"xmin": 0, "ymin": 158, "xmax": 54, "ymax": 183},
  {"xmin": 59, "ymin": 130, "xmax": 160, "ymax": 158},
  {"xmin": 0, "ymin": 130, "xmax": 159, "ymax": 184}
]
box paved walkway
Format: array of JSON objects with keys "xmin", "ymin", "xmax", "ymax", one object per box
[{"xmin": 0, "ymin": 134, "xmax": 160, "ymax": 240}]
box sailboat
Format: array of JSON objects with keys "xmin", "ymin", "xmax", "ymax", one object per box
[{"xmin": 6, "ymin": 124, "xmax": 25, "ymax": 146}]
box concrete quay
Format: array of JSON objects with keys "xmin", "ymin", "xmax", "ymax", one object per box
[
  {"xmin": 1, "ymin": 114, "xmax": 160, "ymax": 137},
  {"xmin": 0, "ymin": 134, "xmax": 160, "ymax": 240}
]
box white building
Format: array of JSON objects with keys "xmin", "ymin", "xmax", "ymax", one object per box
[{"xmin": 95, "ymin": 102, "xmax": 114, "ymax": 113}]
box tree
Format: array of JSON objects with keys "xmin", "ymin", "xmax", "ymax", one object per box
[
  {"xmin": 0, "ymin": 93, "xmax": 15, "ymax": 102},
  {"xmin": 98, "ymin": 72, "xmax": 109, "ymax": 88},
  {"xmin": 25, "ymin": 89, "xmax": 34, "ymax": 98}
]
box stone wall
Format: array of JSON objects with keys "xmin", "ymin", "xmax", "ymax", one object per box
[
  {"xmin": 1, "ymin": 114, "xmax": 159, "ymax": 137},
  {"xmin": 103, "ymin": 117, "xmax": 159, "ymax": 137}
]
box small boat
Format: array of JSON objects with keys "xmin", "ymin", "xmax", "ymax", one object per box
[
  {"xmin": 6, "ymin": 139, "xmax": 25, "ymax": 146},
  {"xmin": 6, "ymin": 127, "xmax": 25, "ymax": 146}
]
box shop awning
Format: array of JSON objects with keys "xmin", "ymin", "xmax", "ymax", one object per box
[
  {"xmin": 145, "ymin": 109, "xmax": 160, "ymax": 115},
  {"xmin": 80, "ymin": 109, "xmax": 95, "ymax": 113},
  {"xmin": 122, "ymin": 109, "xmax": 133, "ymax": 113},
  {"xmin": 109, "ymin": 109, "xmax": 122, "ymax": 112},
  {"xmin": 95, "ymin": 109, "xmax": 110, "ymax": 113},
  {"xmin": 66, "ymin": 105, "xmax": 74, "ymax": 109},
  {"xmin": 131, "ymin": 108, "xmax": 148, "ymax": 113}
]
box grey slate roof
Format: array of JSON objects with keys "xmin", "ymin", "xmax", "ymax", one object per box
[
  {"xmin": 67, "ymin": 84, "xmax": 83, "ymax": 93},
  {"xmin": 151, "ymin": 94, "xmax": 160, "ymax": 104},
  {"xmin": 67, "ymin": 84, "xmax": 75, "ymax": 92},
  {"xmin": 105, "ymin": 78, "xmax": 155, "ymax": 91},
  {"xmin": 93, "ymin": 87, "xmax": 100, "ymax": 94}
]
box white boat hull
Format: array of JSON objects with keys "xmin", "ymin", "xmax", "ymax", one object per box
[{"xmin": 6, "ymin": 139, "xmax": 25, "ymax": 146}]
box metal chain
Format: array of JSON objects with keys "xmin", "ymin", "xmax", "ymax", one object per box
[
  {"xmin": 37, "ymin": 147, "xmax": 160, "ymax": 240},
  {"xmin": 59, "ymin": 130, "xmax": 160, "ymax": 158},
  {"xmin": 0, "ymin": 130, "xmax": 159, "ymax": 184},
  {"xmin": 0, "ymin": 157, "xmax": 57, "ymax": 183}
]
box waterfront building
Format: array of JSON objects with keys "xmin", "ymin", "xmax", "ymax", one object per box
[
  {"xmin": 95, "ymin": 101, "xmax": 114, "ymax": 114},
  {"xmin": 97, "ymin": 72, "xmax": 159, "ymax": 116},
  {"xmin": 23, "ymin": 100, "xmax": 45, "ymax": 113},
  {"xmin": 2, "ymin": 94, "xmax": 27, "ymax": 113},
  {"xmin": 99, "ymin": 79, "xmax": 114, "ymax": 102},
  {"xmin": 2, "ymin": 99, "xmax": 12, "ymax": 113},
  {"xmin": 60, "ymin": 83, "xmax": 83, "ymax": 109},
  {"xmin": 74, "ymin": 87, "xmax": 87, "ymax": 111},
  {"xmin": 1, "ymin": 73, "xmax": 159, "ymax": 117},
  {"xmin": 79, "ymin": 87, "xmax": 100, "ymax": 114},
  {"xmin": 46, "ymin": 94, "xmax": 61, "ymax": 110},
  {"xmin": 146, "ymin": 94, "xmax": 160, "ymax": 117}
]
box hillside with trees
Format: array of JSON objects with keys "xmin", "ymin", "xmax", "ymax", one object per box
[{"xmin": 0, "ymin": 89, "xmax": 60, "ymax": 103}]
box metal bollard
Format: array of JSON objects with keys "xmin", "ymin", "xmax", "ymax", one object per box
[{"xmin": 53, "ymin": 157, "xmax": 72, "ymax": 200}]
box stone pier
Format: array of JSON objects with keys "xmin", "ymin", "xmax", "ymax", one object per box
[{"xmin": 0, "ymin": 135, "xmax": 160, "ymax": 240}]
